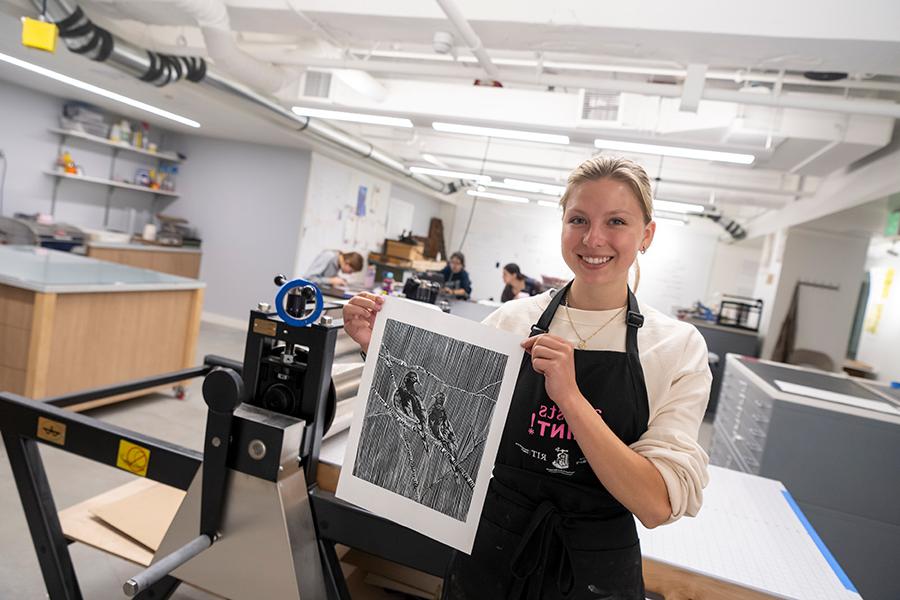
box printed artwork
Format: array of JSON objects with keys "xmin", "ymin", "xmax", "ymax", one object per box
[
  {"xmin": 338, "ymin": 297, "xmax": 523, "ymax": 552},
  {"xmin": 352, "ymin": 318, "xmax": 506, "ymax": 521}
]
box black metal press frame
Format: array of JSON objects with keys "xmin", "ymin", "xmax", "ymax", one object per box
[{"xmin": 1, "ymin": 321, "xmax": 451, "ymax": 600}]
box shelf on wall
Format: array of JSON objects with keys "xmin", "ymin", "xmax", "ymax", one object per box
[
  {"xmin": 49, "ymin": 128, "xmax": 182, "ymax": 162},
  {"xmin": 43, "ymin": 171, "xmax": 180, "ymax": 198}
]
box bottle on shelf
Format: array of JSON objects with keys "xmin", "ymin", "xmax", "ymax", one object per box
[
  {"xmin": 382, "ymin": 271, "xmax": 395, "ymax": 294},
  {"xmin": 57, "ymin": 150, "xmax": 77, "ymax": 174},
  {"xmin": 363, "ymin": 264, "xmax": 376, "ymax": 289}
]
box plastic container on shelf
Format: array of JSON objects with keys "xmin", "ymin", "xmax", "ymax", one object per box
[
  {"xmin": 363, "ymin": 264, "xmax": 376, "ymax": 289},
  {"xmin": 382, "ymin": 272, "xmax": 394, "ymax": 294}
]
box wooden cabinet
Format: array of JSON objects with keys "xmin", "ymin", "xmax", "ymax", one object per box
[{"xmin": 87, "ymin": 246, "xmax": 202, "ymax": 279}]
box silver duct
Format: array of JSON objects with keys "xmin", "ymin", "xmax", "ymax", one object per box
[{"xmin": 33, "ymin": 0, "xmax": 452, "ymax": 194}]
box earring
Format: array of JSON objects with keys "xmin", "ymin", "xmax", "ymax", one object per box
[{"xmin": 639, "ymin": 247, "xmax": 646, "ymax": 254}]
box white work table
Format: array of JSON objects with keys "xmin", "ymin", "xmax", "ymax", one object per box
[
  {"xmin": 0, "ymin": 245, "xmax": 204, "ymax": 293},
  {"xmin": 637, "ymin": 465, "xmax": 860, "ymax": 600},
  {"xmin": 320, "ymin": 432, "xmax": 860, "ymax": 600}
]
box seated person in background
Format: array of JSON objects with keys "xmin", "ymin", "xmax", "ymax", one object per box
[
  {"xmin": 500, "ymin": 262, "xmax": 543, "ymax": 302},
  {"xmin": 304, "ymin": 250, "xmax": 363, "ymax": 288},
  {"xmin": 439, "ymin": 251, "xmax": 473, "ymax": 299}
]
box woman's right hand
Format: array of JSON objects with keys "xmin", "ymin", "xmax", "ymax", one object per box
[{"xmin": 342, "ymin": 292, "xmax": 385, "ymax": 354}]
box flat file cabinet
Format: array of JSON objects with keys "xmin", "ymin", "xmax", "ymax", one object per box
[{"xmin": 711, "ymin": 355, "xmax": 900, "ymax": 600}]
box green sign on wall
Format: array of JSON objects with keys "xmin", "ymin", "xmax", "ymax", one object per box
[{"xmin": 886, "ymin": 210, "xmax": 900, "ymax": 237}]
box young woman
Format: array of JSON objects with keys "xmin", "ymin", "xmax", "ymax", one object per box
[
  {"xmin": 304, "ymin": 249, "xmax": 363, "ymax": 288},
  {"xmin": 439, "ymin": 251, "xmax": 473, "ymax": 298},
  {"xmin": 343, "ymin": 156, "xmax": 711, "ymax": 599},
  {"xmin": 500, "ymin": 263, "xmax": 543, "ymax": 302}
]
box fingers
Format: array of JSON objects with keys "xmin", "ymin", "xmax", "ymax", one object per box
[
  {"xmin": 521, "ymin": 333, "xmax": 573, "ymax": 353},
  {"xmin": 348, "ymin": 292, "xmax": 384, "ymax": 309}
]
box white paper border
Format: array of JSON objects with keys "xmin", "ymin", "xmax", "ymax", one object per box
[{"xmin": 337, "ymin": 296, "xmax": 524, "ymax": 553}]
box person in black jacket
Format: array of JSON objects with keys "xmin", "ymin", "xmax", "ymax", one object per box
[
  {"xmin": 439, "ymin": 252, "xmax": 473, "ymax": 299},
  {"xmin": 500, "ymin": 263, "xmax": 543, "ymax": 302}
]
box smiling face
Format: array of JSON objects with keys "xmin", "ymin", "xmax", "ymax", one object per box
[{"xmin": 561, "ymin": 178, "xmax": 655, "ymax": 292}]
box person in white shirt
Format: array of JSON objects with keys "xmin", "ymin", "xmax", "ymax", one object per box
[{"xmin": 342, "ymin": 155, "xmax": 711, "ymax": 600}]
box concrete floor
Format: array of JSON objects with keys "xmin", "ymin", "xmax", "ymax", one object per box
[{"xmin": 0, "ymin": 321, "xmax": 715, "ymax": 599}]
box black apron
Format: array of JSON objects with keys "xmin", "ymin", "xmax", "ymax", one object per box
[{"xmin": 444, "ymin": 283, "xmax": 650, "ymax": 600}]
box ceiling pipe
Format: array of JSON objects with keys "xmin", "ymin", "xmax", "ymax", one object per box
[
  {"xmin": 343, "ymin": 48, "xmax": 900, "ymax": 94},
  {"xmin": 30, "ymin": 0, "xmax": 451, "ymax": 194},
  {"xmin": 433, "ymin": 0, "xmax": 501, "ymax": 83},
  {"xmin": 248, "ymin": 53, "xmax": 900, "ymax": 119}
]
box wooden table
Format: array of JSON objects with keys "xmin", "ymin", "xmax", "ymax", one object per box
[{"xmin": 0, "ymin": 245, "xmax": 204, "ymax": 409}]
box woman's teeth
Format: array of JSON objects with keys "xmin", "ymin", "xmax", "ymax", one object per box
[{"xmin": 582, "ymin": 256, "xmax": 612, "ymax": 265}]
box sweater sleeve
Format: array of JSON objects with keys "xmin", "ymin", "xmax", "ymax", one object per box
[{"xmin": 629, "ymin": 326, "xmax": 711, "ymax": 522}]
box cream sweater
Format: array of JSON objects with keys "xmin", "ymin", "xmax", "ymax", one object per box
[{"xmin": 483, "ymin": 290, "xmax": 711, "ymax": 522}]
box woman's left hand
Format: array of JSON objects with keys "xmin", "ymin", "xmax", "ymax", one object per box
[{"xmin": 521, "ymin": 334, "xmax": 580, "ymax": 405}]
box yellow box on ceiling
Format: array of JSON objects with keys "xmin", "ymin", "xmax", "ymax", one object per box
[{"xmin": 21, "ymin": 17, "xmax": 58, "ymax": 53}]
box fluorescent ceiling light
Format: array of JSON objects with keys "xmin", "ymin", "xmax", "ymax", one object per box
[
  {"xmin": 0, "ymin": 52, "xmax": 200, "ymax": 128},
  {"xmin": 654, "ymin": 199, "xmax": 705, "ymax": 213},
  {"xmin": 466, "ymin": 190, "xmax": 529, "ymax": 204},
  {"xmin": 433, "ymin": 122, "xmax": 569, "ymax": 145},
  {"xmin": 594, "ymin": 139, "xmax": 754, "ymax": 165},
  {"xmin": 291, "ymin": 106, "xmax": 413, "ymax": 127},
  {"xmin": 502, "ymin": 178, "xmax": 566, "ymax": 196},
  {"xmin": 654, "ymin": 213, "xmax": 688, "ymax": 225},
  {"xmin": 410, "ymin": 166, "xmax": 491, "ymax": 182},
  {"xmin": 536, "ymin": 200, "xmax": 561, "ymax": 208},
  {"xmin": 421, "ymin": 153, "xmax": 446, "ymax": 167}
]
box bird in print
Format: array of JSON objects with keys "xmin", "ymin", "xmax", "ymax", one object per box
[
  {"xmin": 393, "ymin": 371, "xmax": 429, "ymax": 452},
  {"xmin": 428, "ymin": 391, "xmax": 457, "ymax": 460}
]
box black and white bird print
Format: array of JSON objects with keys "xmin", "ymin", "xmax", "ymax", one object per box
[{"xmin": 393, "ymin": 371, "xmax": 430, "ymax": 452}]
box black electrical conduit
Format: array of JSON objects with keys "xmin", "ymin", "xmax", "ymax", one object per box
[
  {"xmin": 54, "ymin": 6, "xmax": 207, "ymax": 86},
  {"xmin": 32, "ymin": 0, "xmax": 451, "ymax": 194}
]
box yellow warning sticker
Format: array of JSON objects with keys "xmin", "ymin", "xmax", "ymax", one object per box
[
  {"xmin": 116, "ymin": 440, "xmax": 150, "ymax": 477},
  {"xmin": 37, "ymin": 417, "xmax": 66, "ymax": 445}
]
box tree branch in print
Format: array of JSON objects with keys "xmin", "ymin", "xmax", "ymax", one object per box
[{"xmin": 353, "ymin": 319, "xmax": 508, "ymax": 521}]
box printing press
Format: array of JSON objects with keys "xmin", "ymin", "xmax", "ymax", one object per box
[{"xmin": 0, "ymin": 276, "xmax": 452, "ymax": 599}]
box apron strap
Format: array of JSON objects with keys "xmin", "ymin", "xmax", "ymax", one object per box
[
  {"xmin": 529, "ymin": 281, "xmax": 572, "ymax": 336},
  {"xmin": 625, "ymin": 287, "xmax": 644, "ymax": 358},
  {"xmin": 508, "ymin": 501, "xmax": 575, "ymax": 600}
]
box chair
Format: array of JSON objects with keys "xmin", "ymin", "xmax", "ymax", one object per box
[{"xmin": 787, "ymin": 348, "xmax": 835, "ymax": 372}]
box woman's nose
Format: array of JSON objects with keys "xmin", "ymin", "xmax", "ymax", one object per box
[{"xmin": 582, "ymin": 225, "xmax": 607, "ymax": 247}]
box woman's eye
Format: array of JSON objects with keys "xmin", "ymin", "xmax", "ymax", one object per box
[
  {"xmin": 610, "ymin": 218, "xmax": 626, "ymax": 226},
  {"xmin": 569, "ymin": 216, "xmax": 587, "ymax": 225}
]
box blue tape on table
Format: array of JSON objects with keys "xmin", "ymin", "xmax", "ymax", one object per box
[
  {"xmin": 274, "ymin": 278, "xmax": 324, "ymax": 327},
  {"xmin": 781, "ymin": 490, "xmax": 858, "ymax": 593}
]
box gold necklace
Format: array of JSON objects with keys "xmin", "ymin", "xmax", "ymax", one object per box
[{"xmin": 563, "ymin": 296, "xmax": 626, "ymax": 350}]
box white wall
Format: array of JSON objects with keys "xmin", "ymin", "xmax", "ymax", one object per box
[
  {"xmin": 159, "ymin": 135, "xmax": 311, "ymax": 322},
  {"xmin": 758, "ymin": 228, "xmax": 870, "ymax": 370},
  {"xmin": 447, "ymin": 196, "xmax": 738, "ymax": 312},
  {"xmin": 0, "ymin": 80, "xmax": 173, "ymax": 231},
  {"xmin": 293, "ymin": 152, "xmax": 449, "ymax": 280},
  {"xmin": 856, "ymin": 244, "xmax": 900, "ymax": 384},
  {"xmin": 705, "ymin": 239, "xmax": 764, "ymax": 302}
]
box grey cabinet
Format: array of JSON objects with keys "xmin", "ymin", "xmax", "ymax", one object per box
[{"xmin": 711, "ymin": 355, "xmax": 900, "ymax": 600}]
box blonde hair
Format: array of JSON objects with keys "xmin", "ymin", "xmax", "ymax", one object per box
[
  {"xmin": 559, "ymin": 155, "xmax": 654, "ymax": 291},
  {"xmin": 559, "ymin": 155, "xmax": 653, "ymax": 224}
]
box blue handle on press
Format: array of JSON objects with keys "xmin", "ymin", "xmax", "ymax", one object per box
[{"xmin": 274, "ymin": 277, "xmax": 324, "ymax": 327}]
